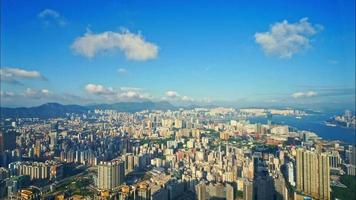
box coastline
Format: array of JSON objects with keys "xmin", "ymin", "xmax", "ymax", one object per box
[{"xmin": 248, "ymin": 114, "xmax": 356, "ymax": 144}]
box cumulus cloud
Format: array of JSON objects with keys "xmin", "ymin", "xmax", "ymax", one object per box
[
  {"xmin": 119, "ymin": 91, "xmax": 143, "ymax": 99},
  {"xmin": 1, "ymin": 68, "xmax": 41, "ymax": 78},
  {"xmin": 119, "ymin": 89, "xmax": 152, "ymax": 101},
  {"xmin": 165, "ymin": 91, "xmax": 180, "ymax": 98},
  {"xmin": 2, "ymin": 89, "xmax": 50, "ymax": 99},
  {"xmin": 38, "ymin": 9, "xmax": 67, "ymax": 27},
  {"xmin": 23, "ymin": 88, "xmax": 52, "ymax": 99},
  {"xmin": 0, "ymin": 67, "xmax": 46, "ymax": 84},
  {"xmin": 85, "ymin": 84, "xmax": 114, "ymax": 95},
  {"xmin": 1, "ymin": 89, "xmax": 51, "ymax": 102},
  {"xmin": 164, "ymin": 91, "xmax": 196, "ymax": 103},
  {"xmin": 181, "ymin": 96, "xmax": 194, "ymax": 102},
  {"xmin": 84, "ymin": 84, "xmax": 151, "ymax": 101},
  {"xmin": 291, "ymin": 91, "xmax": 318, "ymax": 98},
  {"xmin": 71, "ymin": 29, "xmax": 158, "ymax": 61},
  {"xmin": 41, "ymin": 89, "xmax": 50, "ymax": 95},
  {"xmin": 255, "ymin": 18, "xmax": 322, "ymax": 58}
]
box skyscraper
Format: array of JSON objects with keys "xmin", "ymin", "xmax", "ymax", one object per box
[
  {"xmin": 254, "ymin": 176, "xmax": 274, "ymax": 200},
  {"xmin": 196, "ymin": 182, "xmax": 206, "ymax": 200},
  {"xmin": 266, "ymin": 112, "xmax": 273, "ymax": 125},
  {"xmin": 243, "ymin": 179, "xmax": 253, "ymax": 200},
  {"xmin": 329, "ymin": 151, "xmax": 341, "ymax": 169},
  {"xmin": 97, "ymin": 160, "xmax": 125, "ymax": 190},
  {"xmin": 287, "ymin": 162, "xmax": 295, "ymax": 187},
  {"xmin": 296, "ymin": 149, "xmax": 330, "ymax": 200},
  {"xmin": 344, "ymin": 110, "xmax": 352, "ymax": 120},
  {"xmin": 49, "ymin": 132, "xmax": 57, "ymax": 150},
  {"xmin": 137, "ymin": 182, "xmax": 150, "ymax": 200},
  {"xmin": 34, "ymin": 140, "xmax": 41, "ymax": 157},
  {"xmin": 351, "ymin": 145, "xmax": 356, "ymax": 166},
  {"xmin": 226, "ymin": 183, "xmax": 235, "ymax": 200},
  {"xmin": 0, "ymin": 131, "xmax": 17, "ymax": 153},
  {"xmin": 0, "ymin": 131, "xmax": 17, "ymax": 167}
]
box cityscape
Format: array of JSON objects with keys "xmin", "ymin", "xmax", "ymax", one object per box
[{"xmin": 1, "ymin": 1, "xmax": 355, "ymax": 200}]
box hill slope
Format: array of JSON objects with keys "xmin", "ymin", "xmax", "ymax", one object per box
[{"xmin": 0, "ymin": 101, "xmax": 176, "ymax": 119}]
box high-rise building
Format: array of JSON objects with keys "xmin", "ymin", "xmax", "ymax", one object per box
[
  {"xmin": 8, "ymin": 161, "xmax": 62, "ymax": 180},
  {"xmin": 124, "ymin": 153, "xmax": 135, "ymax": 174},
  {"xmin": 287, "ymin": 162, "xmax": 295, "ymax": 186},
  {"xmin": 49, "ymin": 132, "xmax": 57, "ymax": 150},
  {"xmin": 345, "ymin": 110, "xmax": 353, "ymax": 120},
  {"xmin": 137, "ymin": 182, "xmax": 150, "ymax": 200},
  {"xmin": 196, "ymin": 182, "xmax": 206, "ymax": 200},
  {"xmin": 0, "ymin": 131, "xmax": 17, "ymax": 153},
  {"xmin": 243, "ymin": 179, "xmax": 253, "ymax": 200},
  {"xmin": 254, "ymin": 176, "xmax": 274, "ymax": 200},
  {"xmin": 97, "ymin": 160, "xmax": 125, "ymax": 190},
  {"xmin": 329, "ymin": 151, "xmax": 341, "ymax": 169},
  {"xmin": 34, "ymin": 140, "xmax": 41, "ymax": 157},
  {"xmin": 351, "ymin": 145, "xmax": 356, "ymax": 166},
  {"xmin": 296, "ymin": 149, "xmax": 330, "ymax": 200},
  {"xmin": 274, "ymin": 172, "xmax": 289, "ymax": 200},
  {"xmin": 266, "ymin": 112, "xmax": 273, "ymax": 125},
  {"xmin": 0, "ymin": 131, "xmax": 17, "ymax": 167},
  {"xmin": 226, "ymin": 183, "xmax": 234, "ymax": 200}
]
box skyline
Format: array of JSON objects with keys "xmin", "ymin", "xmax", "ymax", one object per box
[
  {"xmin": 1, "ymin": 0, "xmax": 355, "ymax": 109},
  {"xmin": 0, "ymin": 2, "xmax": 356, "ymax": 199}
]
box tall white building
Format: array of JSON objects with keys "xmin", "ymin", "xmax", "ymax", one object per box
[
  {"xmin": 97, "ymin": 160, "xmax": 125, "ymax": 190},
  {"xmin": 49, "ymin": 132, "xmax": 57, "ymax": 150},
  {"xmin": 287, "ymin": 162, "xmax": 295, "ymax": 187},
  {"xmin": 296, "ymin": 149, "xmax": 330, "ymax": 200}
]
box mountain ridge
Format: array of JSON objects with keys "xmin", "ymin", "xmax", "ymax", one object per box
[{"xmin": 0, "ymin": 101, "xmax": 176, "ymax": 119}]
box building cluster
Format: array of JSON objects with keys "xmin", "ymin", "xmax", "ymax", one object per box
[
  {"xmin": 331, "ymin": 110, "xmax": 356, "ymax": 128},
  {"xmin": 8, "ymin": 160, "xmax": 63, "ymax": 180},
  {"xmin": 0, "ymin": 107, "xmax": 355, "ymax": 199}
]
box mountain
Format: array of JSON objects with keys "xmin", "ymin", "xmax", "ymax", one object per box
[
  {"xmin": 0, "ymin": 101, "xmax": 176, "ymax": 119},
  {"xmin": 0, "ymin": 103, "xmax": 88, "ymax": 119}
]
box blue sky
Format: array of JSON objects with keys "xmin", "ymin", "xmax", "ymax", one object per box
[{"xmin": 1, "ymin": 0, "xmax": 355, "ymax": 110}]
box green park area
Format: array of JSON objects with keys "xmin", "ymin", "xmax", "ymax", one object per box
[{"xmin": 332, "ymin": 175, "xmax": 356, "ymax": 200}]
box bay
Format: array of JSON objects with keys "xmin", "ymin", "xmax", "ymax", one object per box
[{"xmin": 248, "ymin": 114, "xmax": 356, "ymax": 144}]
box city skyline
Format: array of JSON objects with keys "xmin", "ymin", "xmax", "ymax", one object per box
[
  {"xmin": 1, "ymin": 0, "xmax": 355, "ymax": 110},
  {"xmin": 1, "ymin": 2, "xmax": 355, "ymax": 199}
]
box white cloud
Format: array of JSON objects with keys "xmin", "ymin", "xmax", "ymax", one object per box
[
  {"xmin": 165, "ymin": 91, "xmax": 180, "ymax": 98},
  {"xmin": 0, "ymin": 91, "xmax": 15, "ymax": 98},
  {"xmin": 164, "ymin": 91, "xmax": 196, "ymax": 103},
  {"xmin": 1, "ymin": 67, "xmax": 42, "ymax": 78},
  {"xmin": 38, "ymin": 9, "xmax": 67, "ymax": 27},
  {"xmin": 84, "ymin": 84, "xmax": 151, "ymax": 101},
  {"xmin": 71, "ymin": 29, "xmax": 158, "ymax": 61},
  {"xmin": 23, "ymin": 88, "xmax": 51, "ymax": 98},
  {"xmin": 118, "ymin": 88, "xmax": 151, "ymax": 100},
  {"xmin": 0, "ymin": 89, "xmax": 97, "ymax": 106},
  {"xmin": 24, "ymin": 88, "xmax": 38, "ymax": 97},
  {"xmin": 118, "ymin": 68, "xmax": 128, "ymax": 75},
  {"xmin": 85, "ymin": 84, "xmax": 114, "ymax": 95},
  {"xmin": 181, "ymin": 96, "xmax": 194, "ymax": 102},
  {"xmin": 0, "ymin": 67, "xmax": 45, "ymax": 84},
  {"xmin": 292, "ymin": 91, "xmax": 318, "ymax": 98},
  {"xmin": 255, "ymin": 18, "xmax": 322, "ymax": 58},
  {"xmin": 119, "ymin": 91, "xmax": 142, "ymax": 99},
  {"xmin": 41, "ymin": 89, "xmax": 50, "ymax": 95}
]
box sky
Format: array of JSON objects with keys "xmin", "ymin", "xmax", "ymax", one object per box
[{"xmin": 0, "ymin": 0, "xmax": 355, "ymax": 110}]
